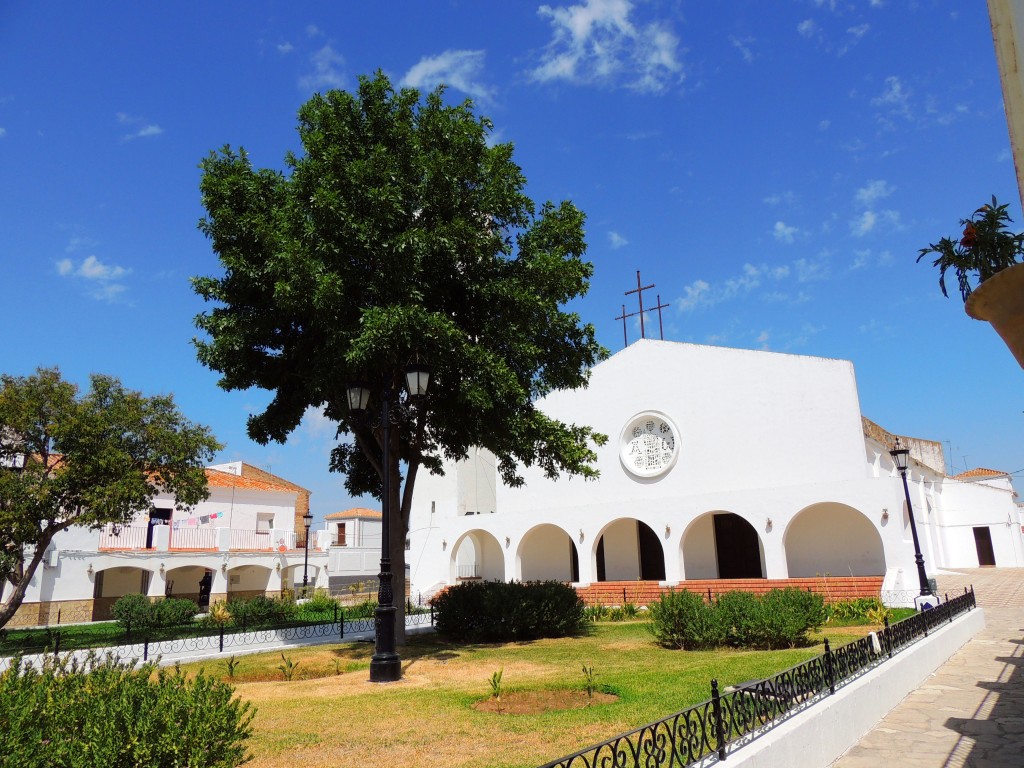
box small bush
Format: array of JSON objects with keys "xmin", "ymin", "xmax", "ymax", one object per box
[
  {"xmin": 755, "ymin": 589, "xmax": 826, "ymax": 649},
  {"xmin": 110, "ymin": 593, "xmax": 153, "ymax": 632},
  {"xmin": 584, "ymin": 605, "xmax": 609, "ymax": 622},
  {"xmin": 649, "ymin": 589, "xmax": 725, "ymax": 650},
  {"xmin": 716, "ymin": 590, "xmax": 762, "ymax": 647},
  {"xmin": 827, "ymin": 597, "xmax": 885, "ymax": 624},
  {"xmin": 304, "ymin": 588, "xmax": 338, "ymax": 614},
  {"xmin": 432, "ymin": 580, "xmax": 588, "ymax": 643},
  {"xmin": 150, "ymin": 597, "xmax": 200, "ymax": 627},
  {"xmin": 227, "ymin": 595, "xmax": 298, "ymax": 627},
  {"xmin": 0, "ymin": 652, "xmax": 254, "ymax": 767}
]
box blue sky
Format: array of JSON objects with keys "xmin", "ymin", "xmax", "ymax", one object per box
[{"xmin": 2, "ymin": 1, "xmax": 1021, "ymax": 521}]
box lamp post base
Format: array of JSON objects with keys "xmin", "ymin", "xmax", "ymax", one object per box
[{"xmin": 369, "ymin": 603, "xmax": 402, "ymax": 683}]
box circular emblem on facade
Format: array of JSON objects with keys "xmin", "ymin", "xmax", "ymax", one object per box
[{"xmin": 619, "ymin": 412, "xmax": 679, "ymax": 478}]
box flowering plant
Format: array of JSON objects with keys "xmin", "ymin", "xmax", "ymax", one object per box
[{"xmin": 917, "ymin": 196, "xmax": 1024, "ymax": 302}]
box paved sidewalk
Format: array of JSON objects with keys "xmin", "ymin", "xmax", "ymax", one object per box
[{"xmin": 830, "ymin": 568, "xmax": 1024, "ymax": 768}]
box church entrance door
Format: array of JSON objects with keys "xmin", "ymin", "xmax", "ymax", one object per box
[{"xmin": 713, "ymin": 513, "xmax": 763, "ymax": 579}]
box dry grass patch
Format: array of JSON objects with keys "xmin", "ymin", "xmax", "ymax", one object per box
[{"xmin": 177, "ymin": 622, "xmax": 862, "ymax": 768}]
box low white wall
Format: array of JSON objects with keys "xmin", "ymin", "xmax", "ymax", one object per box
[{"xmin": 725, "ymin": 607, "xmax": 986, "ymax": 768}]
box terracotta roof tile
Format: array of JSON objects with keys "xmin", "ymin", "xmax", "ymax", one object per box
[
  {"xmin": 325, "ymin": 507, "xmax": 382, "ymax": 520},
  {"xmin": 952, "ymin": 467, "xmax": 1007, "ymax": 480},
  {"xmin": 204, "ymin": 468, "xmax": 297, "ymax": 493}
]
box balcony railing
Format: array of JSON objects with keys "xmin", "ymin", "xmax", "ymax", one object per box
[
  {"xmin": 230, "ymin": 529, "xmax": 275, "ymax": 551},
  {"xmin": 98, "ymin": 524, "xmax": 149, "ymax": 550},
  {"xmin": 457, "ymin": 563, "xmax": 481, "ymax": 579},
  {"xmin": 169, "ymin": 527, "xmax": 218, "ymax": 550}
]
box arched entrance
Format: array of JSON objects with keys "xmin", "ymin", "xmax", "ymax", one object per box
[
  {"xmin": 518, "ymin": 524, "xmax": 579, "ymax": 582},
  {"xmin": 451, "ymin": 530, "xmax": 505, "ymax": 582},
  {"xmin": 225, "ymin": 564, "xmax": 273, "ymax": 601},
  {"xmin": 784, "ymin": 502, "xmax": 885, "ymax": 577},
  {"xmin": 595, "ymin": 518, "xmax": 665, "ymax": 582},
  {"xmin": 164, "ymin": 565, "xmax": 214, "ymax": 608},
  {"xmin": 91, "ymin": 565, "xmax": 153, "ymax": 621},
  {"xmin": 680, "ymin": 512, "xmax": 765, "ymax": 579}
]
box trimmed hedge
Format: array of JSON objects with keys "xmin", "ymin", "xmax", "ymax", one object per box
[
  {"xmin": 110, "ymin": 595, "xmax": 199, "ymax": 631},
  {"xmin": 650, "ymin": 588, "xmax": 826, "ymax": 650},
  {"xmin": 432, "ymin": 580, "xmax": 588, "ymax": 642},
  {"xmin": 0, "ymin": 653, "xmax": 254, "ymax": 767}
]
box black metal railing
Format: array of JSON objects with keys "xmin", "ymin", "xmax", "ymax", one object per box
[{"xmin": 538, "ymin": 587, "xmax": 977, "ymax": 768}]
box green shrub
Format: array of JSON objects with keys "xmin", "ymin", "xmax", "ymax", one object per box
[
  {"xmin": 432, "ymin": 581, "xmax": 587, "ymax": 643},
  {"xmin": 0, "ymin": 653, "xmax": 254, "ymax": 767},
  {"xmin": 584, "ymin": 605, "xmax": 609, "ymax": 622},
  {"xmin": 227, "ymin": 595, "xmax": 298, "ymax": 627},
  {"xmin": 827, "ymin": 597, "xmax": 885, "ymax": 624},
  {"xmin": 649, "ymin": 589, "xmax": 725, "ymax": 650},
  {"xmin": 716, "ymin": 590, "xmax": 762, "ymax": 647},
  {"xmin": 150, "ymin": 597, "xmax": 200, "ymax": 627},
  {"xmin": 344, "ymin": 599, "xmax": 378, "ymax": 620},
  {"xmin": 110, "ymin": 593, "xmax": 153, "ymax": 632},
  {"xmin": 755, "ymin": 589, "xmax": 826, "ymax": 649},
  {"xmin": 303, "ymin": 588, "xmax": 338, "ymax": 614}
]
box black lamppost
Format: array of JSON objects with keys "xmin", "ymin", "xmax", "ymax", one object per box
[
  {"xmin": 889, "ymin": 437, "xmax": 932, "ymax": 598},
  {"xmin": 301, "ymin": 510, "xmax": 313, "ymax": 596},
  {"xmin": 347, "ymin": 362, "xmax": 430, "ymax": 683}
]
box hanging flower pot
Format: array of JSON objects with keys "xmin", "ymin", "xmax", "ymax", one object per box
[
  {"xmin": 919, "ymin": 196, "xmax": 1024, "ymax": 368},
  {"xmin": 965, "ymin": 261, "xmax": 1024, "ymax": 368}
]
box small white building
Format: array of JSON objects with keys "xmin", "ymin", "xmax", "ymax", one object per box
[
  {"xmin": 407, "ymin": 340, "xmax": 1023, "ymax": 604},
  {"xmin": 4, "ymin": 463, "xmax": 330, "ymax": 627}
]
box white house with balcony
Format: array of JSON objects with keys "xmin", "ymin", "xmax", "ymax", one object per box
[
  {"xmin": 3, "ymin": 463, "xmax": 330, "ymax": 627},
  {"xmin": 406, "ymin": 340, "xmax": 1023, "ymax": 605}
]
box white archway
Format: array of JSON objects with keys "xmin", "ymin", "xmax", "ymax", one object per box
[
  {"xmin": 518, "ymin": 524, "xmax": 578, "ymax": 582},
  {"xmin": 451, "ymin": 530, "xmax": 505, "ymax": 582},
  {"xmin": 784, "ymin": 502, "xmax": 885, "ymax": 577},
  {"xmin": 679, "ymin": 511, "xmax": 765, "ymax": 580},
  {"xmin": 593, "ymin": 517, "xmax": 665, "ymax": 581}
]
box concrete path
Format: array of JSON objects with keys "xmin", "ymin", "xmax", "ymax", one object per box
[{"xmin": 830, "ymin": 568, "xmax": 1024, "ymax": 768}]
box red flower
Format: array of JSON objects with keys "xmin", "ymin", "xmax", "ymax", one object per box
[{"xmin": 961, "ymin": 222, "xmax": 977, "ymax": 248}]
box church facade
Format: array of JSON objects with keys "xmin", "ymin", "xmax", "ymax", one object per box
[{"xmin": 406, "ymin": 340, "xmax": 1023, "ymax": 605}]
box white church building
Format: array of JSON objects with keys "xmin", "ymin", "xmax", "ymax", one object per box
[{"xmin": 407, "ymin": 340, "xmax": 1023, "ymax": 605}]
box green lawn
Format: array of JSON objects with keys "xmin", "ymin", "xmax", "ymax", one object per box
[{"xmin": 182, "ymin": 620, "xmax": 870, "ymax": 768}]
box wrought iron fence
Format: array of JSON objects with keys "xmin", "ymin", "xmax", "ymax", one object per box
[
  {"xmin": 1, "ymin": 603, "xmax": 436, "ymax": 663},
  {"xmin": 538, "ymin": 587, "xmax": 977, "ymax": 768}
]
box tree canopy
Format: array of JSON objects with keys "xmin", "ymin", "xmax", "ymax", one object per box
[
  {"xmin": 193, "ymin": 72, "xmax": 607, "ymax": 634},
  {"xmin": 0, "ymin": 368, "xmax": 220, "ymax": 628}
]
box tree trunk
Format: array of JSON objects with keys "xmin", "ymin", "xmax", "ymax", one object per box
[{"xmin": 0, "ymin": 531, "xmax": 54, "ymax": 630}]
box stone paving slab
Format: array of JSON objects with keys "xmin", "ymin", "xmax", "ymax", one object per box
[{"xmin": 830, "ymin": 568, "xmax": 1024, "ymax": 768}]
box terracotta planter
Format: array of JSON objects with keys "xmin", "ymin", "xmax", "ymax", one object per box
[{"xmin": 965, "ymin": 262, "xmax": 1024, "ymax": 368}]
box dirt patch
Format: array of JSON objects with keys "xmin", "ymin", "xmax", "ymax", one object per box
[{"xmin": 473, "ymin": 689, "xmax": 618, "ymax": 714}]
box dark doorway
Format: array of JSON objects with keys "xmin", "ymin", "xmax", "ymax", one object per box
[
  {"xmin": 570, "ymin": 541, "xmax": 579, "ymax": 582},
  {"xmin": 713, "ymin": 513, "xmax": 763, "ymax": 579},
  {"xmin": 596, "ymin": 537, "xmax": 606, "ymax": 582},
  {"xmin": 973, "ymin": 527, "xmax": 996, "ymax": 567},
  {"xmin": 146, "ymin": 508, "xmax": 171, "ymax": 549},
  {"xmin": 637, "ymin": 522, "xmax": 666, "ymax": 581}
]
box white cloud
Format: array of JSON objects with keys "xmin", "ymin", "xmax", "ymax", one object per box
[
  {"xmin": 306, "ymin": 24, "xmax": 322, "ymax": 38},
  {"xmin": 773, "ymin": 221, "xmax": 799, "ymax": 243},
  {"xmin": 795, "ymin": 254, "xmax": 829, "ymax": 282},
  {"xmin": 531, "ymin": 0, "xmax": 683, "ymax": 93},
  {"xmin": 851, "ymin": 210, "xmax": 877, "ymax": 236},
  {"xmin": 763, "ymin": 191, "xmax": 796, "ymax": 206},
  {"xmin": 0, "ymin": 127, "xmax": 6, "ymax": 138},
  {"xmin": 676, "ymin": 279, "xmax": 710, "ymax": 312},
  {"xmin": 797, "ymin": 19, "xmax": 818, "ymax": 38},
  {"xmin": 277, "ymin": 42, "xmax": 294, "ymax": 54},
  {"xmin": 608, "ymin": 231, "xmax": 629, "ymax": 248},
  {"xmin": 300, "ymin": 45, "xmax": 346, "ymax": 91},
  {"xmin": 56, "ymin": 255, "xmax": 131, "ymax": 301},
  {"xmin": 730, "ymin": 35, "xmax": 755, "ymax": 63},
  {"xmin": 401, "ymin": 50, "xmax": 495, "ymax": 102},
  {"xmin": 117, "ymin": 112, "xmax": 163, "ymax": 141},
  {"xmin": 854, "ymin": 179, "xmax": 894, "ymax": 207},
  {"xmin": 818, "ymin": 119, "xmax": 831, "ymax": 131},
  {"xmin": 872, "ymin": 75, "xmax": 911, "ymax": 118},
  {"xmin": 676, "ymin": 262, "xmax": 793, "ymax": 312}
]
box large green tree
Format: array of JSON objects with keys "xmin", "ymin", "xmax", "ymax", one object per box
[
  {"xmin": 193, "ymin": 72, "xmax": 607, "ymax": 639},
  {"xmin": 0, "ymin": 368, "xmax": 220, "ymax": 628}
]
